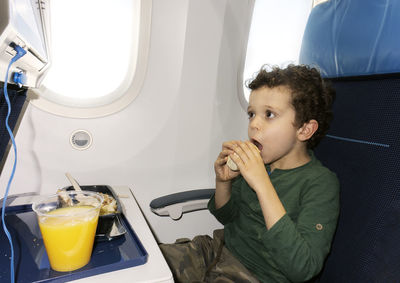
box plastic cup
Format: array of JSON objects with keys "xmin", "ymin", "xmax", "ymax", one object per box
[{"xmin": 32, "ymin": 191, "xmax": 103, "ymax": 272}]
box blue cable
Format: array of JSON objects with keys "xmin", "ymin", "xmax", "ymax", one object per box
[{"xmin": 1, "ymin": 43, "xmax": 26, "ymax": 283}]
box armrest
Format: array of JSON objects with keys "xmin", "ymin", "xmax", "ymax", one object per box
[{"xmin": 149, "ymin": 189, "xmax": 215, "ymax": 220}]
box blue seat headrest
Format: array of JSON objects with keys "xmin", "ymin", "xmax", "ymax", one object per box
[{"xmin": 300, "ymin": 0, "xmax": 400, "ymax": 78}]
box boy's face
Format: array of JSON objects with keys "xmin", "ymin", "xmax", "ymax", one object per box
[{"xmin": 247, "ymin": 86, "xmax": 304, "ymax": 169}]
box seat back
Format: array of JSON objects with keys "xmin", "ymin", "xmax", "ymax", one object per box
[{"xmin": 314, "ymin": 75, "xmax": 400, "ymax": 282}]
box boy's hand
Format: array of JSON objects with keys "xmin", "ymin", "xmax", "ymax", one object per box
[
  {"xmin": 229, "ymin": 140, "xmax": 269, "ymax": 192},
  {"xmin": 215, "ymin": 141, "xmax": 241, "ymax": 182}
]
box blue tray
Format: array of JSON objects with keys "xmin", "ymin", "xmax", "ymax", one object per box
[{"xmin": 0, "ymin": 203, "xmax": 148, "ymax": 282}]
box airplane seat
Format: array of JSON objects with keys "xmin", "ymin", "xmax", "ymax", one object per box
[
  {"xmin": 0, "ymin": 84, "xmax": 27, "ymax": 167},
  {"xmin": 310, "ymin": 75, "xmax": 400, "ymax": 282},
  {"xmin": 300, "ymin": 0, "xmax": 400, "ymax": 281}
]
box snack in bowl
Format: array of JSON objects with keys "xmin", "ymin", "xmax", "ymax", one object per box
[
  {"xmin": 59, "ymin": 185, "xmax": 122, "ymax": 236},
  {"xmin": 98, "ymin": 192, "xmax": 118, "ymax": 215}
]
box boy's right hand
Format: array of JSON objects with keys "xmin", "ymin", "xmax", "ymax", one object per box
[{"xmin": 215, "ymin": 141, "xmax": 241, "ymax": 182}]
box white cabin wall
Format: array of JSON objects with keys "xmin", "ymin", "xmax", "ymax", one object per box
[{"xmin": 0, "ymin": 0, "xmax": 254, "ymax": 243}]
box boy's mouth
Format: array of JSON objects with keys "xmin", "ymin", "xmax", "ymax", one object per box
[{"xmin": 251, "ymin": 139, "xmax": 263, "ymax": 152}]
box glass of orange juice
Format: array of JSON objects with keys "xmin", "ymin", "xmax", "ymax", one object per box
[{"xmin": 32, "ymin": 191, "xmax": 103, "ymax": 272}]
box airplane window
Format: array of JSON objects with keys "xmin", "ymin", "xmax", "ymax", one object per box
[
  {"xmin": 243, "ymin": 0, "xmax": 312, "ymax": 100},
  {"xmin": 30, "ymin": 0, "xmax": 152, "ymax": 118}
]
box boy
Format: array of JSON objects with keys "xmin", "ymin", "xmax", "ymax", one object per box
[{"xmin": 160, "ymin": 64, "xmax": 339, "ymax": 282}]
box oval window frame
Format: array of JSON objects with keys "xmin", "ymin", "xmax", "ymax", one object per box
[{"xmin": 28, "ymin": 0, "xmax": 152, "ymax": 118}]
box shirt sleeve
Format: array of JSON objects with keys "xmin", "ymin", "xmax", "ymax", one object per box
[
  {"xmin": 260, "ymin": 171, "xmax": 340, "ymax": 282},
  {"xmin": 208, "ymin": 176, "xmax": 242, "ymax": 224}
]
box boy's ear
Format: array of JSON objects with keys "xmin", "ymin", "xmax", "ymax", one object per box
[{"xmin": 297, "ymin": 119, "xmax": 318, "ymax": 141}]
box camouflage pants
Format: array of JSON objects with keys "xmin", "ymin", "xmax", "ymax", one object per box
[{"xmin": 159, "ymin": 229, "xmax": 260, "ymax": 283}]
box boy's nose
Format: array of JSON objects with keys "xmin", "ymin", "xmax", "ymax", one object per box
[{"xmin": 249, "ymin": 116, "xmax": 261, "ymax": 130}]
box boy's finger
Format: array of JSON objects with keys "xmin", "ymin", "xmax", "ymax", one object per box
[
  {"xmin": 215, "ymin": 155, "xmax": 226, "ymax": 165},
  {"xmin": 222, "ymin": 140, "xmax": 240, "ymax": 150},
  {"xmin": 245, "ymin": 141, "xmax": 261, "ymax": 158},
  {"xmin": 234, "ymin": 141, "xmax": 253, "ymax": 161}
]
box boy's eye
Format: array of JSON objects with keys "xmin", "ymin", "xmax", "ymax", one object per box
[
  {"xmin": 247, "ymin": 111, "xmax": 255, "ymax": 119},
  {"xmin": 266, "ymin": 110, "xmax": 275, "ymax": 119}
]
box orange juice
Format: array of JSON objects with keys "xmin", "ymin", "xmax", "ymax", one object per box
[{"xmin": 38, "ymin": 206, "xmax": 99, "ymax": 272}]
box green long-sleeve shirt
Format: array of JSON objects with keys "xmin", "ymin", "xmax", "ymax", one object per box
[{"xmin": 208, "ymin": 152, "xmax": 340, "ymax": 282}]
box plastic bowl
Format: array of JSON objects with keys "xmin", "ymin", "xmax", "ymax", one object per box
[{"xmin": 62, "ymin": 185, "xmax": 121, "ymax": 236}]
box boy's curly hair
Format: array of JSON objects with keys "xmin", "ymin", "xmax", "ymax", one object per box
[{"xmin": 246, "ymin": 64, "xmax": 335, "ymax": 149}]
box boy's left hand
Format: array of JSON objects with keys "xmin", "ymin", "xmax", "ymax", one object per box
[{"xmin": 229, "ymin": 140, "xmax": 269, "ymax": 192}]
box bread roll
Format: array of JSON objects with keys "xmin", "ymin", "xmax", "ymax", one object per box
[{"xmin": 227, "ymin": 156, "xmax": 239, "ymax": 171}]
